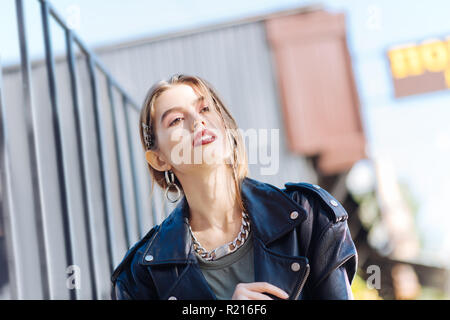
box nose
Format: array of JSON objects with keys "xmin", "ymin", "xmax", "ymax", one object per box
[{"xmin": 192, "ymin": 119, "xmax": 206, "ymax": 131}]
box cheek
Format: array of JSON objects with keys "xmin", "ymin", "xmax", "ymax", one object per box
[
  {"xmin": 161, "ymin": 127, "xmax": 192, "ymax": 153},
  {"xmin": 212, "ymin": 123, "xmax": 233, "ymax": 158},
  {"xmin": 158, "ymin": 125, "xmax": 184, "ymax": 143},
  {"xmin": 168, "ymin": 128, "xmax": 185, "ymax": 143},
  {"xmin": 216, "ymin": 121, "xmax": 230, "ymax": 146}
]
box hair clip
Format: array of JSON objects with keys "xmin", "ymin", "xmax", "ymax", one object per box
[{"xmin": 141, "ymin": 122, "xmax": 152, "ymax": 149}]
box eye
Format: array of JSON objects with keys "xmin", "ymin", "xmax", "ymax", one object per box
[
  {"xmin": 169, "ymin": 117, "xmax": 183, "ymax": 127},
  {"xmin": 200, "ymin": 105, "xmax": 210, "ymax": 113}
]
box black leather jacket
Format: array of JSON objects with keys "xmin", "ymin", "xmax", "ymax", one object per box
[{"xmin": 110, "ymin": 176, "xmax": 358, "ymax": 300}]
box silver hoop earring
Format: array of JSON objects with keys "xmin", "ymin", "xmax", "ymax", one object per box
[{"xmin": 164, "ymin": 170, "xmax": 182, "ymax": 203}]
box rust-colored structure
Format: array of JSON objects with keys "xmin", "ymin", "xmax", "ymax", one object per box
[{"xmin": 266, "ymin": 10, "xmax": 367, "ymax": 176}]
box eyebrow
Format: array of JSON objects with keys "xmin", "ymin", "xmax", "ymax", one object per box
[{"xmin": 160, "ymin": 95, "xmax": 205, "ymax": 124}]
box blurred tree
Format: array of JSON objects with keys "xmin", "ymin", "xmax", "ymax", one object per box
[{"xmin": 351, "ymin": 270, "xmax": 382, "ymax": 300}]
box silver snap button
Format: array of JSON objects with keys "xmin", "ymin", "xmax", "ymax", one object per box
[
  {"xmin": 290, "ymin": 211, "xmax": 299, "ymax": 220},
  {"xmin": 312, "ymin": 184, "xmax": 321, "ymax": 190},
  {"xmin": 330, "ymin": 200, "xmax": 338, "ymax": 207},
  {"xmin": 291, "ymin": 262, "xmax": 301, "ymax": 272},
  {"xmin": 144, "ymin": 254, "xmax": 154, "ymax": 262},
  {"xmin": 168, "ymin": 296, "xmax": 177, "ymax": 300}
]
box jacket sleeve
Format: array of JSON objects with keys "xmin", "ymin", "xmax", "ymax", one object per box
[
  {"xmin": 110, "ymin": 256, "xmax": 160, "ymax": 300},
  {"xmin": 110, "ymin": 225, "xmax": 160, "ymax": 300},
  {"xmin": 284, "ymin": 182, "xmax": 358, "ymax": 300},
  {"xmin": 306, "ymin": 219, "xmax": 357, "ymax": 300},
  {"xmin": 111, "ymin": 279, "xmax": 134, "ymax": 300}
]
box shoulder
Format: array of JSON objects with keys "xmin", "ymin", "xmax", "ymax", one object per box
[
  {"xmin": 282, "ymin": 181, "xmax": 357, "ymax": 288},
  {"xmin": 111, "ymin": 224, "xmax": 160, "ymax": 285},
  {"xmin": 282, "ymin": 181, "xmax": 348, "ymax": 224}
]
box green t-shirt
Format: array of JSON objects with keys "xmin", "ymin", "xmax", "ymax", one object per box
[{"xmin": 194, "ymin": 230, "xmax": 255, "ymax": 300}]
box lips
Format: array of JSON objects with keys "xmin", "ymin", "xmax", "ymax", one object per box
[{"xmin": 193, "ymin": 128, "xmax": 217, "ymax": 147}]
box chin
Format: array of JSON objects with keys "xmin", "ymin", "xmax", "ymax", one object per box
[{"xmin": 195, "ymin": 146, "xmax": 229, "ymax": 166}]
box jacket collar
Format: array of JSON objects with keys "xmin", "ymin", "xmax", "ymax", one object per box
[{"xmin": 140, "ymin": 176, "xmax": 307, "ymax": 266}]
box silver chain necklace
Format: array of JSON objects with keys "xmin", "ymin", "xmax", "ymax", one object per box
[{"xmin": 188, "ymin": 211, "xmax": 251, "ymax": 261}]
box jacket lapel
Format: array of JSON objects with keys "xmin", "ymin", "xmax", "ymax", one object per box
[
  {"xmin": 140, "ymin": 176, "xmax": 310, "ymax": 300},
  {"xmin": 242, "ymin": 178, "xmax": 311, "ymax": 299},
  {"xmin": 253, "ymin": 235, "xmax": 310, "ymax": 299},
  {"xmin": 148, "ymin": 257, "xmax": 217, "ymax": 300}
]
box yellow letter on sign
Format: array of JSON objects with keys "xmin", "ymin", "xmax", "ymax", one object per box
[
  {"xmin": 420, "ymin": 40, "xmax": 448, "ymax": 73},
  {"xmin": 388, "ymin": 48, "xmax": 409, "ymax": 79},
  {"xmin": 403, "ymin": 46, "xmax": 423, "ymax": 76}
]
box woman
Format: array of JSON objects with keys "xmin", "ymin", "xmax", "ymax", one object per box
[{"xmin": 110, "ymin": 74, "xmax": 358, "ymax": 300}]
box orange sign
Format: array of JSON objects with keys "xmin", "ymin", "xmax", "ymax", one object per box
[{"xmin": 387, "ymin": 37, "xmax": 450, "ymax": 97}]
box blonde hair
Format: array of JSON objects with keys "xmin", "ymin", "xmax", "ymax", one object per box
[{"xmin": 139, "ymin": 74, "xmax": 249, "ymax": 213}]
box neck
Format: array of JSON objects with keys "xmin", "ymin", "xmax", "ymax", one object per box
[{"xmin": 175, "ymin": 164, "xmax": 242, "ymax": 233}]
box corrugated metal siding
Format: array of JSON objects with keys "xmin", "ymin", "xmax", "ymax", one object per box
[{"xmin": 1, "ymin": 51, "xmax": 169, "ymax": 299}]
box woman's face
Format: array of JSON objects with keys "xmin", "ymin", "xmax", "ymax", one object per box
[{"xmin": 149, "ymin": 84, "xmax": 232, "ymax": 172}]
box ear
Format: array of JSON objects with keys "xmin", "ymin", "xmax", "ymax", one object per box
[{"xmin": 145, "ymin": 150, "xmax": 171, "ymax": 172}]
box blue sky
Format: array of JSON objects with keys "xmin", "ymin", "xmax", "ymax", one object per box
[{"xmin": 2, "ymin": 0, "xmax": 450, "ymax": 267}]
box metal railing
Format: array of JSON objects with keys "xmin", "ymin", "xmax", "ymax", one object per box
[{"xmin": 0, "ymin": 0, "xmax": 156, "ymax": 299}]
